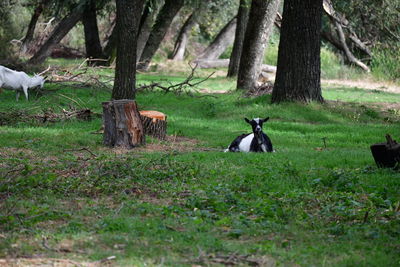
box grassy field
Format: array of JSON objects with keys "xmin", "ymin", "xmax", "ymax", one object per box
[{"xmin": 0, "ymin": 65, "xmax": 399, "ymax": 266}]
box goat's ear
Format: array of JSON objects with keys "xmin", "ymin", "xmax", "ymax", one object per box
[
  {"xmin": 262, "ymin": 117, "xmax": 270, "ymax": 123},
  {"xmin": 244, "ymin": 118, "xmax": 250, "ymax": 124}
]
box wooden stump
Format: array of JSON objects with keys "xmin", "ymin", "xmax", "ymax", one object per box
[
  {"xmin": 102, "ymin": 99, "xmax": 145, "ymax": 148},
  {"xmin": 370, "ymin": 134, "xmax": 400, "ymax": 169},
  {"xmin": 139, "ymin": 110, "xmax": 167, "ymax": 140}
]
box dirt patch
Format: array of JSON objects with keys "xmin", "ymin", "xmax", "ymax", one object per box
[
  {"xmin": 105, "ymin": 135, "xmax": 205, "ymax": 154},
  {"xmin": 322, "ymin": 79, "xmax": 400, "ymax": 93},
  {"xmin": 0, "ymin": 258, "xmax": 101, "ymax": 267}
]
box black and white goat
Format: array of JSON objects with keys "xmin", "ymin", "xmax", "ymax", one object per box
[{"xmin": 225, "ymin": 117, "xmax": 274, "ymax": 152}]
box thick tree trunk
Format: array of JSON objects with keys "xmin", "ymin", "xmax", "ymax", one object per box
[
  {"xmin": 28, "ymin": 2, "xmax": 85, "ymax": 65},
  {"xmin": 21, "ymin": 0, "xmax": 50, "ymax": 54},
  {"xmin": 103, "ymin": 100, "xmax": 145, "ymax": 148},
  {"xmin": 237, "ymin": 0, "xmax": 281, "ymax": 91},
  {"xmin": 112, "ymin": 0, "xmax": 145, "ymax": 100},
  {"xmin": 82, "ymin": 0, "xmax": 106, "ymax": 66},
  {"xmin": 136, "ymin": 0, "xmax": 164, "ymax": 62},
  {"xmin": 170, "ymin": 12, "xmax": 197, "ymax": 61},
  {"xmin": 196, "ymin": 17, "xmax": 237, "ymax": 61},
  {"xmin": 137, "ymin": 0, "xmax": 185, "ymax": 71},
  {"xmin": 271, "ymin": 0, "xmax": 324, "ymax": 103},
  {"xmin": 227, "ymin": 0, "xmax": 250, "ymax": 77},
  {"xmin": 105, "ymin": 0, "xmax": 146, "ymax": 149}
]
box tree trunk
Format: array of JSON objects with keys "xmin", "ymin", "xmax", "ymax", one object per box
[
  {"xmin": 137, "ymin": 0, "xmax": 185, "ymax": 71},
  {"xmin": 82, "ymin": 0, "xmax": 106, "ymax": 66},
  {"xmin": 112, "ymin": 0, "xmax": 145, "ymax": 100},
  {"xmin": 227, "ymin": 0, "xmax": 250, "ymax": 77},
  {"xmin": 136, "ymin": 0, "xmax": 164, "ymax": 62},
  {"xmin": 105, "ymin": 0, "xmax": 146, "ymax": 149},
  {"xmin": 271, "ymin": 0, "xmax": 324, "ymax": 103},
  {"xmin": 21, "ymin": 0, "xmax": 50, "ymax": 54},
  {"xmin": 0, "ymin": 2, "xmax": 13, "ymax": 60},
  {"xmin": 196, "ymin": 17, "xmax": 237, "ymax": 61},
  {"xmin": 28, "ymin": 1, "xmax": 85, "ymax": 65},
  {"xmin": 102, "ymin": 100, "xmax": 145, "ymax": 148},
  {"xmin": 103, "ymin": 20, "xmax": 117, "ymax": 62},
  {"xmin": 170, "ymin": 12, "xmax": 197, "ymax": 61},
  {"xmin": 237, "ymin": 0, "xmax": 281, "ymax": 91}
]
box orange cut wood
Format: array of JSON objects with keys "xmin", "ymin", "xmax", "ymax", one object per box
[{"xmin": 139, "ymin": 110, "xmax": 167, "ymax": 122}]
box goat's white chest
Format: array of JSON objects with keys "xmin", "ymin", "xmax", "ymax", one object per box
[{"xmin": 238, "ymin": 134, "xmax": 254, "ymax": 152}]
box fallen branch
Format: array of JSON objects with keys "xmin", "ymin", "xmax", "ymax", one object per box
[
  {"xmin": 0, "ymin": 108, "xmax": 97, "ymax": 126},
  {"xmin": 63, "ymin": 147, "xmax": 97, "ymax": 158},
  {"xmin": 137, "ymin": 63, "xmax": 215, "ymax": 96},
  {"xmin": 193, "ymin": 58, "xmax": 276, "ymax": 73}
]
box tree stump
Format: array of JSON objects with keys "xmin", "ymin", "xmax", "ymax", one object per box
[
  {"xmin": 370, "ymin": 134, "xmax": 400, "ymax": 169},
  {"xmin": 102, "ymin": 99, "xmax": 145, "ymax": 148},
  {"xmin": 139, "ymin": 110, "xmax": 167, "ymax": 140}
]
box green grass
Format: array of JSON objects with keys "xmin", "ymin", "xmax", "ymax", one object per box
[{"xmin": 0, "ymin": 66, "xmax": 399, "ymax": 266}]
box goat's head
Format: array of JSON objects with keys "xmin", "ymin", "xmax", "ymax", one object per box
[
  {"xmin": 32, "ymin": 74, "xmax": 46, "ymax": 88},
  {"xmin": 244, "ymin": 117, "xmax": 269, "ymax": 134}
]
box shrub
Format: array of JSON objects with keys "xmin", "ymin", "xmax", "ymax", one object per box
[{"xmin": 371, "ymin": 44, "xmax": 400, "ymax": 82}]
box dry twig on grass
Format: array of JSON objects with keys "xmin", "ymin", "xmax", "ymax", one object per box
[
  {"xmin": 63, "ymin": 147, "xmax": 98, "ymax": 158},
  {"xmin": 137, "ymin": 63, "xmax": 215, "ymax": 96}
]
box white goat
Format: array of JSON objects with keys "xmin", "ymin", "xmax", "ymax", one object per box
[{"xmin": 0, "ymin": 65, "xmax": 46, "ymax": 101}]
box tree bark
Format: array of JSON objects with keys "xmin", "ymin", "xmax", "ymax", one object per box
[
  {"xmin": 28, "ymin": 1, "xmax": 85, "ymax": 65},
  {"xmin": 136, "ymin": 0, "xmax": 164, "ymax": 62},
  {"xmin": 105, "ymin": 0, "xmax": 146, "ymax": 149},
  {"xmin": 137, "ymin": 0, "xmax": 185, "ymax": 71},
  {"xmin": 170, "ymin": 12, "xmax": 198, "ymax": 61},
  {"xmin": 103, "ymin": 100, "xmax": 145, "ymax": 148},
  {"xmin": 103, "ymin": 20, "xmax": 117, "ymax": 61},
  {"xmin": 196, "ymin": 17, "xmax": 237, "ymax": 61},
  {"xmin": 82, "ymin": 0, "xmax": 106, "ymax": 66},
  {"xmin": 112, "ymin": 0, "xmax": 145, "ymax": 100},
  {"xmin": 271, "ymin": 0, "xmax": 324, "ymax": 103},
  {"xmin": 227, "ymin": 0, "xmax": 250, "ymax": 77},
  {"xmin": 21, "ymin": 0, "xmax": 51, "ymax": 54},
  {"xmin": 237, "ymin": 0, "xmax": 281, "ymax": 91}
]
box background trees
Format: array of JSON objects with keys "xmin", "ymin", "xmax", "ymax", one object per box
[
  {"xmin": 137, "ymin": 0, "xmax": 185, "ymax": 70},
  {"xmin": 236, "ymin": 0, "xmax": 280, "ymax": 91},
  {"xmin": 0, "ymin": 0, "xmax": 398, "ymax": 84},
  {"xmin": 227, "ymin": 0, "xmax": 250, "ymax": 77}
]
